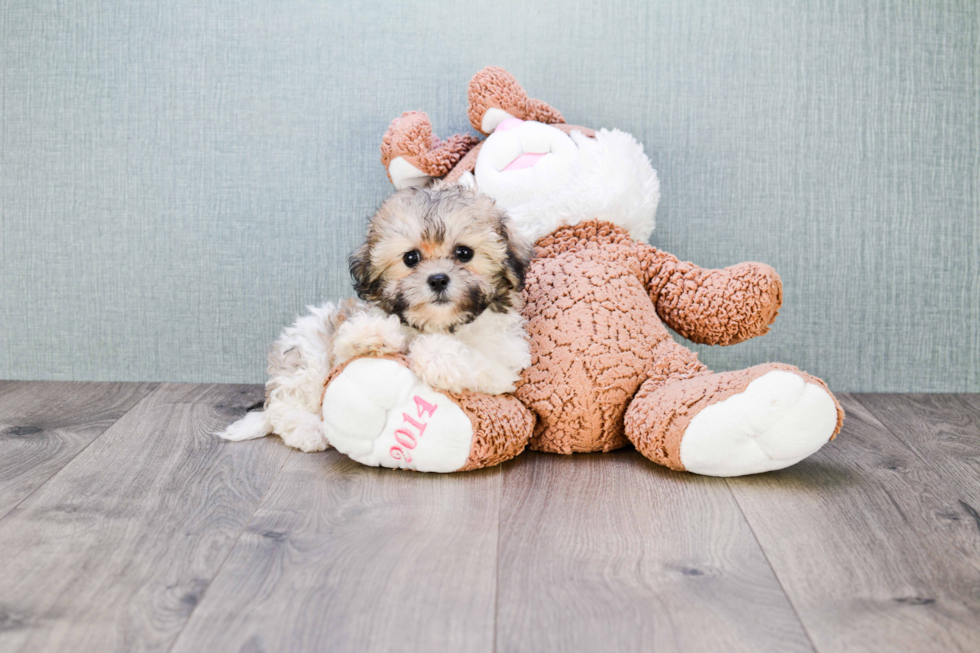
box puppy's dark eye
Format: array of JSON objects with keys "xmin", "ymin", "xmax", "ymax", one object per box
[
  {"xmin": 454, "ymin": 245, "xmax": 474, "ymax": 262},
  {"xmin": 403, "ymin": 250, "xmax": 421, "ymax": 267}
]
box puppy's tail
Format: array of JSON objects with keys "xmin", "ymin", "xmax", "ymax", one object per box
[{"xmin": 217, "ymin": 409, "xmax": 271, "ymax": 442}]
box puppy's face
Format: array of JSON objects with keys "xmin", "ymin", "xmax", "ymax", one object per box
[{"xmin": 350, "ymin": 185, "xmax": 531, "ymax": 333}]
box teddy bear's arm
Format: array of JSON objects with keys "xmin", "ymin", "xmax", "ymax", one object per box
[{"xmin": 637, "ymin": 243, "xmax": 783, "ymax": 346}]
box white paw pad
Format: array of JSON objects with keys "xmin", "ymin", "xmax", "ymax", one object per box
[
  {"xmin": 321, "ymin": 359, "xmax": 473, "ymax": 473},
  {"xmin": 679, "ymin": 371, "xmax": 838, "ymax": 477}
]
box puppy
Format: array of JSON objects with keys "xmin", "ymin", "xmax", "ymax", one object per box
[{"xmin": 218, "ymin": 183, "xmax": 533, "ymax": 452}]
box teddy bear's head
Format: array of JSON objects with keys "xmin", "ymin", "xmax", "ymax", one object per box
[{"xmin": 380, "ymin": 67, "xmax": 661, "ymax": 244}]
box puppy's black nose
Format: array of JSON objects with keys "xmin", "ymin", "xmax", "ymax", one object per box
[{"xmin": 427, "ymin": 273, "xmax": 450, "ymax": 292}]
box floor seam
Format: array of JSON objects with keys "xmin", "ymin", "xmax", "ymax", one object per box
[
  {"xmin": 492, "ymin": 463, "xmax": 504, "ymax": 653},
  {"xmin": 0, "ymin": 382, "xmax": 160, "ymax": 523},
  {"xmin": 849, "ymin": 394, "xmax": 941, "ymax": 468},
  {"xmin": 725, "ymin": 478, "xmax": 821, "ymax": 653},
  {"xmin": 166, "ymin": 446, "xmax": 294, "ymax": 653}
]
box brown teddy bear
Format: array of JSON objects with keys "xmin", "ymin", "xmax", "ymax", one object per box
[{"xmin": 320, "ymin": 67, "xmax": 843, "ymax": 476}]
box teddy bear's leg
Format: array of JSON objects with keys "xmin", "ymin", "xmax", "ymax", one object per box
[
  {"xmin": 321, "ymin": 356, "xmax": 534, "ymax": 473},
  {"xmin": 624, "ymin": 363, "xmax": 844, "ymax": 477}
]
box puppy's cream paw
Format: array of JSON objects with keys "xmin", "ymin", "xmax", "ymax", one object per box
[
  {"xmin": 409, "ymin": 334, "xmax": 494, "ymax": 394},
  {"xmin": 321, "ymin": 358, "xmax": 474, "ymax": 472},
  {"xmin": 333, "ymin": 312, "xmax": 406, "ymax": 365},
  {"xmin": 277, "ymin": 409, "xmax": 331, "ymax": 452}
]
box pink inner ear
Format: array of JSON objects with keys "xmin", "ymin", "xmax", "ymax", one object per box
[
  {"xmin": 496, "ymin": 118, "xmax": 524, "ymax": 132},
  {"xmin": 503, "ymin": 152, "xmax": 547, "ymax": 171}
]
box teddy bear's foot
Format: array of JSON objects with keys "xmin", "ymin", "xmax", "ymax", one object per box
[
  {"xmin": 321, "ymin": 357, "xmax": 533, "ymax": 472},
  {"xmin": 625, "ymin": 364, "xmax": 844, "ymax": 477}
]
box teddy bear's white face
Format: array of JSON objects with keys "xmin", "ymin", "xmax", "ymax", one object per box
[
  {"xmin": 472, "ymin": 119, "xmax": 580, "ymax": 209},
  {"xmin": 460, "ymin": 119, "xmax": 662, "ymax": 245}
]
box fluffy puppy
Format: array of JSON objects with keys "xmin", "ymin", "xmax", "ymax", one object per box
[
  {"xmin": 218, "ymin": 184, "xmax": 533, "ymax": 452},
  {"xmin": 350, "ymin": 183, "xmax": 528, "ymax": 333}
]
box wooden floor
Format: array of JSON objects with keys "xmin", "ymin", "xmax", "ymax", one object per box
[{"xmin": 0, "ymin": 383, "xmax": 978, "ymax": 652}]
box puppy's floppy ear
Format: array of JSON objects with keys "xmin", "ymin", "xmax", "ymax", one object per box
[
  {"xmin": 348, "ymin": 241, "xmax": 381, "ymax": 301},
  {"xmin": 497, "ymin": 218, "xmax": 533, "ymax": 292}
]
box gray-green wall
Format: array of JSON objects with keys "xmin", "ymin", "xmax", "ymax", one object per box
[{"xmin": 2, "ymin": 0, "xmax": 978, "ymax": 391}]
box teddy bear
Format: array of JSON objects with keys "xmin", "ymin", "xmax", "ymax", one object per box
[{"xmin": 319, "ymin": 66, "xmax": 843, "ymax": 476}]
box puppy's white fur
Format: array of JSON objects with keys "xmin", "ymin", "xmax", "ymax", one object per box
[
  {"xmin": 407, "ymin": 308, "xmax": 530, "ymax": 395},
  {"xmin": 218, "ymin": 299, "xmax": 529, "ymax": 452}
]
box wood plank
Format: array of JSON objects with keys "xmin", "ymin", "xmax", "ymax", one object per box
[
  {"xmin": 495, "ymin": 450, "xmax": 813, "ymax": 653},
  {"xmin": 0, "ymin": 383, "xmax": 290, "ymax": 653},
  {"xmin": 956, "ymin": 394, "xmax": 980, "ymax": 413},
  {"xmin": 727, "ymin": 394, "xmax": 980, "ymax": 653},
  {"xmin": 855, "ymin": 393, "xmax": 980, "ymax": 484},
  {"xmin": 170, "ymin": 450, "xmax": 501, "ymax": 653},
  {"xmin": 0, "ymin": 381, "xmax": 157, "ymax": 519}
]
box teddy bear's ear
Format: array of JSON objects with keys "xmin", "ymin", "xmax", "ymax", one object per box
[
  {"xmin": 467, "ymin": 67, "xmax": 565, "ymax": 135},
  {"xmin": 380, "ymin": 111, "xmax": 481, "ymax": 190}
]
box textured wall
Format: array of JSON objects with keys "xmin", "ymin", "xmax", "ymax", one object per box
[{"xmin": 1, "ymin": 0, "xmax": 977, "ymax": 391}]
